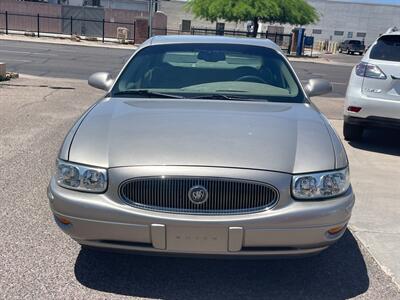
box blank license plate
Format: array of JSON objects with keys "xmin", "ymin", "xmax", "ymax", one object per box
[{"xmin": 167, "ymin": 226, "xmax": 228, "ymax": 252}]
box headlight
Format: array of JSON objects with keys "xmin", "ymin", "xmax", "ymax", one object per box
[
  {"xmin": 56, "ymin": 159, "xmax": 107, "ymax": 193},
  {"xmin": 292, "ymin": 168, "xmax": 350, "ymax": 200}
]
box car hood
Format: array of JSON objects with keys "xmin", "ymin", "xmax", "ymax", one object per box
[{"xmin": 68, "ymin": 98, "xmax": 335, "ymax": 174}]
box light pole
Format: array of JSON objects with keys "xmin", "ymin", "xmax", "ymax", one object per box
[{"xmin": 148, "ymin": 0, "xmax": 153, "ymax": 37}]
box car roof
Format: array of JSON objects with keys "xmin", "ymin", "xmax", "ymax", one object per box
[
  {"xmin": 380, "ymin": 27, "xmax": 400, "ymax": 37},
  {"xmin": 381, "ymin": 31, "xmax": 400, "ymax": 37},
  {"xmin": 142, "ymin": 35, "xmax": 283, "ymax": 53}
]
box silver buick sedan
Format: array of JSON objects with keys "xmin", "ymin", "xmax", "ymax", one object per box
[{"xmin": 48, "ymin": 36, "xmax": 354, "ymax": 257}]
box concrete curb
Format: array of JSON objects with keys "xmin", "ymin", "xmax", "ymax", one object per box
[
  {"xmin": 350, "ymin": 225, "xmax": 400, "ymax": 291},
  {"xmin": 0, "ymin": 33, "xmax": 139, "ymax": 50},
  {"xmin": 288, "ymin": 56, "xmax": 356, "ymax": 67}
]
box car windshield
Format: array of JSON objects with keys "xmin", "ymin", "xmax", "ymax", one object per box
[
  {"xmin": 113, "ymin": 43, "xmax": 304, "ymax": 103},
  {"xmin": 370, "ymin": 35, "xmax": 400, "ymax": 62}
]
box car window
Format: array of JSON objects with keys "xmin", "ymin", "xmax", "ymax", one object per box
[
  {"xmin": 349, "ymin": 40, "xmax": 361, "ymax": 45},
  {"xmin": 113, "ymin": 43, "xmax": 304, "ymax": 103},
  {"xmin": 370, "ymin": 35, "xmax": 400, "ymax": 62}
]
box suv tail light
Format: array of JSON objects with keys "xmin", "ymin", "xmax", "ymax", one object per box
[
  {"xmin": 347, "ymin": 106, "xmax": 362, "ymax": 113},
  {"xmin": 356, "ymin": 62, "xmax": 387, "ymax": 79}
]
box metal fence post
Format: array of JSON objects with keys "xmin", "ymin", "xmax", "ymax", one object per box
[
  {"xmin": 70, "ymin": 16, "xmax": 73, "ymax": 36},
  {"xmin": 133, "ymin": 21, "xmax": 136, "ymax": 44},
  {"xmin": 37, "ymin": 14, "xmax": 40, "ymax": 38},
  {"xmin": 102, "ymin": 19, "xmax": 105, "ymax": 43},
  {"xmin": 288, "ymin": 35, "xmax": 293, "ymax": 55},
  {"xmin": 5, "ymin": 11, "xmax": 8, "ymax": 35}
]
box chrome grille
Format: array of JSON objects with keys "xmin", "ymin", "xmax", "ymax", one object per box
[{"xmin": 119, "ymin": 177, "xmax": 279, "ymax": 215}]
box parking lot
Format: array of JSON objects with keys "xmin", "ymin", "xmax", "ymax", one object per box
[{"xmin": 1, "ymin": 40, "xmax": 400, "ymax": 299}]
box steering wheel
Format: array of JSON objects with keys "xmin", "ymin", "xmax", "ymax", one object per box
[{"xmin": 236, "ymin": 75, "xmax": 267, "ymax": 84}]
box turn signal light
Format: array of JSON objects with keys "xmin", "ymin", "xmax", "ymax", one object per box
[
  {"xmin": 347, "ymin": 106, "xmax": 362, "ymax": 113},
  {"xmin": 56, "ymin": 216, "xmax": 71, "ymax": 225},
  {"xmin": 327, "ymin": 225, "xmax": 346, "ymax": 235}
]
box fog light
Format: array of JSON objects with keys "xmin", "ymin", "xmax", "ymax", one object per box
[{"xmin": 327, "ymin": 225, "xmax": 346, "ymax": 235}]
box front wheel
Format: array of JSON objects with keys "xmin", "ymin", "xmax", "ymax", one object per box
[
  {"xmin": 338, "ymin": 48, "xmax": 342, "ymax": 53},
  {"xmin": 343, "ymin": 122, "xmax": 364, "ymax": 141}
]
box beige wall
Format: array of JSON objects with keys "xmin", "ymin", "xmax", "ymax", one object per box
[
  {"xmin": 159, "ymin": 1, "xmax": 246, "ymax": 32},
  {"xmin": 0, "ymin": 0, "xmax": 62, "ymax": 34}
]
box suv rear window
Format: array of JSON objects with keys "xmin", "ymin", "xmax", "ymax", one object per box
[
  {"xmin": 370, "ymin": 35, "xmax": 400, "ymax": 62},
  {"xmin": 349, "ymin": 40, "xmax": 361, "ymax": 45}
]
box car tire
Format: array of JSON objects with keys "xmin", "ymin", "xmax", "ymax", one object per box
[
  {"xmin": 338, "ymin": 48, "xmax": 342, "ymax": 53},
  {"xmin": 343, "ymin": 122, "xmax": 363, "ymax": 141},
  {"xmin": 349, "ymin": 51, "xmax": 353, "ymax": 55}
]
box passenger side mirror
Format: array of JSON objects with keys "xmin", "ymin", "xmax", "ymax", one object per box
[
  {"xmin": 88, "ymin": 72, "xmax": 114, "ymax": 91},
  {"xmin": 304, "ymin": 79, "xmax": 333, "ymax": 97}
]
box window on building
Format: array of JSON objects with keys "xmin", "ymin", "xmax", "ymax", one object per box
[
  {"xmin": 181, "ymin": 20, "xmax": 191, "ymax": 32},
  {"xmin": 334, "ymin": 31, "xmax": 344, "ymax": 36},
  {"xmin": 347, "ymin": 32, "xmax": 353, "ymax": 38},
  {"xmin": 357, "ymin": 32, "xmax": 367, "ymax": 38},
  {"xmin": 312, "ymin": 29, "xmax": 322, "ymax": 34}
]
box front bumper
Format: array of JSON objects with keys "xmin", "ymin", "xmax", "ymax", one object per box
[{"xmin": 48, "ymin": 166, "xmax": 355, "ymax": 257}]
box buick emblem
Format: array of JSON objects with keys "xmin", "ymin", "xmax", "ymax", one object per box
[{"xmin": 188, "ymin": 185, "xmax": 208, "ymax": 205}]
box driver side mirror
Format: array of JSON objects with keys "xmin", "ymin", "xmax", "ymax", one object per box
[
  {"xmin": 88, "ymin": 72, "xmax": 114, "ymax": 91},
  {"xmin": 304, "ymin": 79, "xmax": 333, "ymax": 97}
]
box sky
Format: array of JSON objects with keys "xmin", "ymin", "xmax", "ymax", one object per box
[{"xmin": 337, "ymin": 0, "xmax": 400, "ymax": 4}]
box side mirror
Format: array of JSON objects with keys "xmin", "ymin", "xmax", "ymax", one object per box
[
  {"xmin": 304, "ymin": 79, "xmax": 333, "ymax": 97},
  {"xmin": 88, "ymin": 72, "xmax": 113, "ymax": 91}
]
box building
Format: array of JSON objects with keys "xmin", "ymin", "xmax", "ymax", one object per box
[
  {"xmin": 15, "ymin": 0, "xmax": 400, "ymax": 45},
  {"xmin": 302, "ymin": 0, "xmax": 400, "ymax": 44},
  {"xmin": 159, "ymin": 0, "xmax": 400, "ymax": 45}
]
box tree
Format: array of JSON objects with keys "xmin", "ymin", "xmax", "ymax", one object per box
[{"xmin": 186, "ymin": 0, "xmax": 319, "ymax": 37}]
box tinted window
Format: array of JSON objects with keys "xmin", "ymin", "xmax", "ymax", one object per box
[
  {"xmin": 349, "ymin": 40, "xmax": 361, "ymax": 45},
  {"xmin": 114, "ymin": 44, "xmax": 304, "ymax": 103},
  {"xmin": 370, "ymin": 35, "xmax": 400, "ymax": 62}
]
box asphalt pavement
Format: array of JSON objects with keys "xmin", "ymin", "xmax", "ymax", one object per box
[
  {"xmin": 1, "ymin": 40, "xmax": 356, "ymax": 96},
  {"xmin": 1, "ymin": 40, "xmax": 399, "ymax": 299},
  {"xmin": 0, "ymin": 39, "xmax": 131, "ymax": 79}
]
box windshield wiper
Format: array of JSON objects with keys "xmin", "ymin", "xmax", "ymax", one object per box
[
  {"xmin": 113, "ymin": 90, "xmax": 184, "ymax": 99},
  {"xmin": 190, "ymin": 94, "xmax": 263, "ymax": 102}
]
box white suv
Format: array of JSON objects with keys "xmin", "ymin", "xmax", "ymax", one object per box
[{"xmin": 344, "ymin": 27, "xmax": 400, "ymax": 141}]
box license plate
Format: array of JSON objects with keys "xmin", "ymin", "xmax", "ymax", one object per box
[{"xmin": 167, "ymin": 226, "xmax": 228, "ymax": 252}]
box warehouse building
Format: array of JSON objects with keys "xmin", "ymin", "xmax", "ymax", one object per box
[
  {"xmin": 301, "ymin": 0, "xmax": 400, "ymax": 44},
  {"xmin": 159, "ymin": 0, "xmax": 400, "ymax": 45}
]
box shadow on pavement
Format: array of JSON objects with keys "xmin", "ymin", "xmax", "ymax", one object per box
[
  {"xmin": 75, "ymin": 230, "xmax": 369, "ymax": 299},
  {"xmin": 349, "ymin": 128, "xmax": 400, "ymax": 156}
]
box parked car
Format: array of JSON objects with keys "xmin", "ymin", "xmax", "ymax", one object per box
[
  {"xmin": 48, "ymin": 35, "xmax": 354, "ymax": 257},
  {"xmin": 344, "ymin": 27, "xmax": 400, "ymax": 140},
  {"xmin": 338, "ymin": 40, "xmax": 365, "ymax": 55}
]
